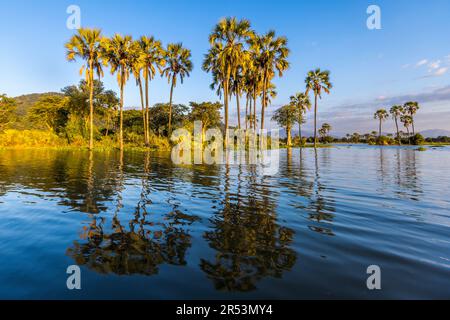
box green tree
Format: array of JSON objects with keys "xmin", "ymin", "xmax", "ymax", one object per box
[
  {"xmin": 28, "ymin": 95, "xmax": 69, "ymax": 133},
  {"xmin": 161, "ymin": 43, "xmax": 192, "ymax": 137},
  {"xmin": 272, "ymin": 105, "xmax": 297, "ymax": 147},
  {"xmin": 390, "ymin": 105, "xmax": 403, "ymax": 145},
  {"xmin": 189, "ymin": 101, "xmax": 222, "ymax": 137},
  {"xmin": 149, "ymin": 103, "xmax": 189, "ymax": 136},
  {"xmin": 65, "ymin": 28, "xmax": 104, "ymax": 149},
  {"xmin": 0, "ymin": 94, "xmax": 16, "ymax": 132},
  {"xmin": 101, "ymin": 34, "xmax": 138, "ymax": 150},
  {"xmin": 374, "ymin": 109, "xmax": 389, "ymax": 138},
  {"xmin": 290, "ymin": 93, "xmax": 311, "ymax": 146},
  {"xmin": 305, "ymin": 68, "xmax": 332, "ymax": 148}
]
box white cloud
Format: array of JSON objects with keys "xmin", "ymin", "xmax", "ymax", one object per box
[
  {"xmin": 428, "ymin": 60, "xmax": 441, "ymax": 70},
  {"xmin": 432, "ymin": 67, "xmax": 448, "ymax": 77},
  {"xmin": 416, "ymin": 59, "xmax": 428, "ymax": 67}
]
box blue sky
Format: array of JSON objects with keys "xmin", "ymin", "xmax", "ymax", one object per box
[{"xmin": 1, "ymin": 0, "xmax": 450, "ymax": 134}]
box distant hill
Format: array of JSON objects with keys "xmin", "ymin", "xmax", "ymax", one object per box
[
  {"xmin": 11, "ymin": 93, "xmax": 60, "ymax": 129},
  {"xmin": 419, "ymin": 129, "xmax": 450, "ymax": 138},
  {"xmin": 14, "ymin": 92, "xmax": 60, "ymax": 117}
]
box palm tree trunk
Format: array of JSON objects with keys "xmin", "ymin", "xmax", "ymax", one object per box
[
  {"xmin": 119, "ymin": 72, "xmax": 124, "ymax": 151},
  {"xmin": 253, "ymin": 89, "xmax": 257, "ymax": 131},
  {"xmin": 261, "ymin": 78, "xmax": 267, "ymax": 132},
  {"xmin": 314, "ymin": 94, "xmax": 318, "ymax": 148},
  {"xmin": 145, "ymin": 72, "xmax": 150, "ymax": 146},
  {"xmin": 245, "ymin": 96, "xmax": 249, "ymax": 131},
  {"xmin": 89, "ymin": 62, "xmax": 94, "ymax": 150},
  {"xmin": 287, "ymin": 125, "xmax": 292, "ymax": 147},
  {"xmin": 379, "ymin": 119, "xmax": 382, "ymax": 138},
  {"xmin": 406, "ymin": 127, "xmax": 411, "ymax": 144},
  {"xmin": 298, "ymin": 116, "xmax": 303, "ymax": 148},
  {"xmin": 395, "ymin": 117, "xmax": 401, "ymax": 145},
  {"xmin": 168, "ymin": 78, "xmax": 175, "ymax": 137},
  {"xmin": 412, "ymin": 118, "xmax": 415, "ymax": 135},
  {"xmin": 236, "ymin": 90, "xmax": 241, "ymax": 130},
  {"xmin": 224, "ymin": 68, "xmax": 231, "ymax": 147},
  {"xmin": 138, "ymin": 78, "xmax": 146, "ymax": 146}
]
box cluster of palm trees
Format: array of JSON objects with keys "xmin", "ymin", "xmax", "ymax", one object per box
[
  {"xmin": 374, "ymin": 101, "xmax": 420, "ymax": 144},
  {"xmin": 65, "ymin": 28, "xmax": 192, "ymax": 150},
  {"xmin": 202, "ymin": 18, "xmax": 333, "ymax": 148},
  {"xmin": 202, "ymin": 18, "xmax": 289, "ymax": 146}
]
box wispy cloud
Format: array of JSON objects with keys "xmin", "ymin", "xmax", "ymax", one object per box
[
  {"xmin": 411, "ymin": 56, "xmax": 450, "ymax": 77},
  {"xmin": 415, "ymin": 59, "xmax": 428, "ymax": 67}
]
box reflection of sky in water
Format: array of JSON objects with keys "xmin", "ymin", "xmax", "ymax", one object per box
[{"xmin": 0, "ymin": 146, "xmax": 449, "ymax": 299}]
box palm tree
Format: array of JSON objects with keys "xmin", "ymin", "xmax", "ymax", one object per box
[
  {"xmin": 290, "ymin": 93, "xmax": 311, "ymax": 146},
  {"xmin": 250, "ymin": 30, "xmax": 289, "ymax": 133},
  {"xmin": 305, "ymin": 68, "xmax": 332, "ymax": 148},
  {"xmin": 205, "ymin": 17, "xmax": 254, "ymax": 146},
  {"xmin": 401, "ymin": 114, "xmax": 413, "ymax": 144},
  {"xmin": 139, "ymin": 36, "xmax": 165, "ymax": 145},
  {"xmin": 390, "ymin": 105, "xmax": 403, "ymax": 145},
  {"xmin": 162, "ymin": 43, "xmax": 192, "ymax": 137},
  {"xmin": 101, "ymin": 34, "xmax": 137, "ymax": 150},
  {"xmin": 374, "ymin": 109, "xmax": 389, "ymax": 138},
  {"xmin": 404, "ymin": 101, "xmax": 419, "ymax": 135},
  {"xmin": 65, "ymin": 28, "xmax": 104, "ymax": 150},
  {"xmin": 130, "ymin": 40, "xmax": 146, "ymax": 145}
]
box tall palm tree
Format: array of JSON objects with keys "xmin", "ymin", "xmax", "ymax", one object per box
[
  {"xmin": 374, "ymin": 109, "xmax": 389, "ymax": 138},
  {"xmin": 101, "ymin": 34, "xmax": 137, "ymax": 150},
  {"xmin": 390, "ymin": 105, "xmax": 403, "ymax": 145},
  {"xmin": 130, "ymin": 40, "xmax": 146, "ymax": 144},
  {"xmin": 65, "ymin": 28, "xmax": 104, "ymax": 150},
  {"xmin": 305, "ymin": 68, "xmax": 332, "ymax": 148},
  {"xmin": 162, "ymin": 43, "xmax": 192, "ymax": 137},
  {"xmin": 404, "ymin": 101, "xmax": 419, "ymax": 135},
  {"xmin": 250, "ymin": 30, "xmax": 289, "ymax": 133},
  {"xmin": 401, "ymin": 114, "xmax": 413, "ymax": 144},
  {"xmin": 205, "ymin": 17, "xmax": 254, "ymax": 146},
  {"xmin": 139, "ymin": 36, "xmax": 165, "ymax": 145},
  {"xmin": 290, "ymin": 92, "xmax": 311, "ymax": 146}
]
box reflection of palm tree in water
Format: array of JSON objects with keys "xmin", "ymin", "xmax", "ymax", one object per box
[
  {"xmin": 307, "ymin": 148, "xmax": 335, "ymax": 236},
  {"xmin": 200, "ymin": 163, "xmax": 297, "ymax": 292},
  {"xmin": 67, "ymin": 150, "xmax": 199, "ymax": 275}
]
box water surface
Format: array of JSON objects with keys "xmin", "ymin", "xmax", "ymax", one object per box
[{"xmin": 0, "ymin": 146, "xmax": 449, "ymax": 299}]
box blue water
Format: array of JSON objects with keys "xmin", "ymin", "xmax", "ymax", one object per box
[{"xmin": 0, "ymin": 146, "xmax": 449, "ymax": 299}]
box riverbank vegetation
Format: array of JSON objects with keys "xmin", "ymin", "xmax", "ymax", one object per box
[{"xmin": 1, "ymin": 18, "xmax": 448, "ymax": 150}]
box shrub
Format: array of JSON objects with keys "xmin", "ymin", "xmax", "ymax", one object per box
[
  {"xmin": 411, "ymin": 133, "xmax": 425, "ymax": 145},
  {"xmin": 0, "ymin": 129, "xmax": 66, "ymax": 147}
]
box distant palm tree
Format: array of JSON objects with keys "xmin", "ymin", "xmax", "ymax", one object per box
[
  {"xmin": 65, "ymin": 28, "xmax": 104, "ymax": 150},
  {"xmin": 101, "ymin": 34, "xmax": 137, "ymax": 150},
  {"xmin": 162, "ymin": 43, "xmax": 192, "ymax": 136},
  {"xmin": 290, "ymin": 93, "xmax": 311, "ymax": 146},
  {"xmin": 205, "ymin": 17, "xmax": 253, "ymax": 145},
  {"xmin": 390, "ymin": 105, "xmax": 403, "ymax": 145},
  {"xmin": 404, "ymin": 101, "xmax": 419, "ymax": 135},
  {"xmin": 139, "ymin": 36, "xmax": 165, "ymax": 145},
  {"xmin": 374, "ymin": 109, "xmax": 389, "ymax": 138},
  {"xmin": 250, "ymin": 30, "xmax": 289, "ymax": 133},
  {"xmin": 305, "ymin": 68, "xmax": 332, "ymax": 148},
  {"xmin": 401, "ymin": 114, "xmax": 413, "ymax": 144}
]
